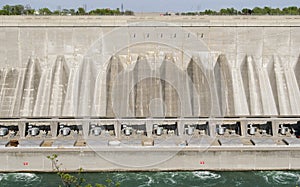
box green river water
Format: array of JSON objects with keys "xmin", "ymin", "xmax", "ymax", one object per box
[{"xmin": 0, "ymin": 171, "xmax": 300, "ymax": 187}]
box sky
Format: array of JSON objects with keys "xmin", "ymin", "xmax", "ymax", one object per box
[{"xmin": 0, "ymin": 0, "xmax": 299, "ymax": 12}]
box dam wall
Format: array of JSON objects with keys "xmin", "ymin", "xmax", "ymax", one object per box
[
  {"xmin": 1, "ymin": 148, "xmax": 300, "ymax": 172},
  {"xmin": 0, "ymin": 16, "xmax": 299, "ymax": 118},
  {"xmin": 0, "ymin": 16, "xmax": 300, "ymax": 172}
]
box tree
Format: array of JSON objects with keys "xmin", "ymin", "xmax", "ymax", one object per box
[
  {"xmin": 47, "ymin": 154, "xmax": 120, "ymax": 187},
  {"xmin": 282, "ymin": 6, "xmax": 299, "ymax": 15},
  {"xmin": 220, "ymin": 8, "xmax": 229, "ymax": 15},
  {"xmin": 116, "ymin": 8, "xmax": 120, "ymax": 14},
  {"xmin": 242, "ymin": 8, "xmax": 252, "ymax": 15},
  {"xmin": 52, "ymin": 10, "xmax": 60, "ymax": 15},
  {"xmin": 2, "ymin": 5, "xmax": 24, "ymax": 15},
  {"xmin": 0, "ymin": 5, "xmax": 133, "ymax": 16},
  {"xmin": 270, "ymin": 8, "xmax": 281, "ymax": 15},
  {"xmin": 202, "ymin": 9, "xmax": 217, "ymax": 15},
  {"xmin": 39, "ymin": 8, "xmax": 52, "ymax": 15},
  {"xmin": 11, "ymin": 5, "xmax": 24, "ymax": 15},
  {"xmin": 263, "ymin": 6, "xmax": 271, "ymax": 15},
  {"xmin": 252, "ymin": 7, "xmax": 265, "ymax": 15},
  {"xmin": 61, "ymin": 9, "xmax": 70, "ymax": 15},
  {"xmin": 2, "ymin": 5, "xmax": 12, "ymax": 14},
  {"xmin": 77, "ymin": 7, "xmax": 86, "ymax": 15},
  {"xmin": 124, "ymin": 10, "xmax": 134, "ymax": 15},
  {"xmin": 69, "ymin": 9, "xmax": 75, "ymax": 15},
  {"xmin": 24, "ymin": 4, "xmax": 35, "ymax": 15},
  {"xmin": 0, "ymin": 10, "xmax": 7, "ymax": 15}
]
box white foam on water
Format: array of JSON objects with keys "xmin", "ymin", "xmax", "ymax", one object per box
[
  {"xmin": 272, "ymin": 171, "xmax": 299, "ymax": 185},
  {"xmin": 171, "ymin": 173, "xmax": 176, "ymax": 178},
  {"xmin": 153, "ymin": 172, "xmax": 181, "ymax": 186},
  {"xmin": 257, "ymin": 171, "xmax": 300, "ymax": 185},
  {"xmin": 192, "ymin": 171, "xmax": 221, "ymax": 180},
  {"xmin": 0, "ymin": 173, "xmax": 4, "ymax": 182},
  {"xmin": 111, "ymin": 173, "xmax": 128, "ymax": 183},
  {"xmin": 234, "ymin": 179, "xmax": 244, "ymax": 187},
  {"xmin": 0, "ymin": 173, "xmax": 41, "ymax": 187},
  {"xmin": 11, "ymin": 173, "xmax": 40, "ymax": 183},
  {"xmin": 165, "ymin": 177, "xmax": 176, "ymax": 184},
  {"xmin": 146, "ymin": 176, "xmax": 154, "ymax": 186},
  {"xmin": 138, "ymin": 175, "xmax": 154, "ymax": 187},
  {"xmin": 255, "ymin": 171, "xmax": 271, "ymax": 184}
]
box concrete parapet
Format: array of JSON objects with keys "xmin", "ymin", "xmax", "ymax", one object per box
[{"xmin": 0, "ymin": 146, "xmax": 300, "ymax": 172}]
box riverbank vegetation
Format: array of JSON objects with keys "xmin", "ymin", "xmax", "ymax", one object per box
[
  {"xmin": 47, "ymin": 154, "xmax": 120, "ymax": 187},
  {"xmin": 179, "ymin": 6, "xmax": 300, "ymax": 15},
  {"xmin": 0, "ymin": 5, "xmax": 299, "ymax": 16},
  {"xmin": 0, "ymin": 5, "xmax": 134, "ymax": 15}
]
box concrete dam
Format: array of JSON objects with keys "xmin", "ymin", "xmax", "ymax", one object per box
[
  {"xmin": 0, "ymin": 16, "xmax": 299, "ymax": 118},
  {"xmin": 0, "ymin": 16, "xmax": 299, "ymax": 172}
]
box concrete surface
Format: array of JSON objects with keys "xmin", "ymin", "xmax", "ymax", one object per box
[
  {"xmin": 0, "ymin": 16, "xmax": 299, "ymax": 118},
  {"xmin": 0, "ymin": 16, "xmax": 299, "ymax": 172},
  {"xmin": 0, "ymin": 146, "xmax": 300, "ymax": 172},
  {"xmin": 52, "ymin": 140, "xmax": 76, "ymax": 148},
  {"xmin": 18, "ymin": 139, "xmax": 44, "ymax": 147},
  {"xmin": 218, "ymin": 138, "xmax": 243, "ymax": 146},
  {"xmin": 251, "ymin": 138, "xmax": 277, "ymax": 146},
  {"xmin": 283, "ymin": 138, "xmax": 300, "ymax": 146}
]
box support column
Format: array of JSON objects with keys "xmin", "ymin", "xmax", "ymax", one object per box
[
  {"xmin": 18, "ymin": 122, "xmax": 26, "ymax": 139},
  {"xmin": 82, "ymin": 121, "xmax": 89, "ymax": 138},
  {"xmin": 272, "ymin": 121, "xmax": 279, "ymax": 137},
  {"xmin": 177, "ymin": 120, "xmax": 185, "ymax": 136},
  {"xmin": 240, "ymin": 120, "xmax": 248, "ymax": 137},
  {"xmin": 114, "ymin": 121, "xmax": 120, "ymax": 138},
  {"xmin": 209, "ymin": 120, "xmax": 216, "ymax": 137},
  {"xmin": 146, "ymin": 120, "xmax": 153, "ymax": 137},
  {"xmin": 50, "ymin": 122, "xmax": 58, "ymax": 137}
]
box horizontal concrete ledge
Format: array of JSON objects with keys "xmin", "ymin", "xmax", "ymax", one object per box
[
  {"xmin": 0, "ymin": 117, "xmax": 299, "ymax": 122},
  {"xmin": 0, "ymin": 16, "xmax": 300, "ymax": 27},
  {"xmin": 0, "ymin": 168, "xmax": 299, "ymax": 173},
  {"xmin": 1, "ymin": 148, "xmax": 300, "ymax": 172},
  {"xmin": 1, "ymin": 146, "xmax": 300, "ymax": 152}
]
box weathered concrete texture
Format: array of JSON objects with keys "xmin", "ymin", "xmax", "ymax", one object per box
[
  {"xmin": 105, "ymin": 56, "xmax": 124, "ymax": 117},
  {"xmin": 1, "ymin": 148, "xmax": 300, "ymax": 172},
  {"xmin": 296, "ymin": 55, "xmax": 300, "ymax": 90},
  {"xmin": 0, "ymin": 140, "xmax": 9, "ymax": 147},
  {"xmin": 283, "ymin": 138, "xmax": 300, "ymax": 146},
  {"xmin": 0, "ymin": 117, "xmax": 298, "ymax": 171},
  {"xmin": 52, "ymin": 140, "xmax": 76, "ymax": 148},
  {"xmin": 218, "ymin": 138, "xmax": 243, "ymax": 146},
  {"xmin": 241, "ymin": 56, "xmax": 278, "ymax": 116},
  {"xmin": 32, "ymin": 56, "xmax": 69, "ymax": 117},
  {"xmin": 20, "ymin": 58, "xmax": 41, "ymax": 116},
  {"xmin": 214, "ymin": 55, "xmax": 235, "ymax": 116},
  {"xmin": 0, "ymin": 68, "xmax": 23, "ymax": 116},
  {"xmin": 251, "ymin": 138, "xmax": 276, "ymax": 146},
  {"xmin": 77, "ymin": 58, "xmax": 95, "ymax": 116},
  {"xmin": 0, "ymin": 16, "xmax": 299, "ymax": 118},
  {"xmin": 18, "ymin": 140, "xmax": 43, "ymax": 148},
  {"xmin": 49, "ymin": 56, "xmax": 69, "ymax": 116},
  {"xmin": 160, "ymin": 56, "xmax": 180, "ymax": 117},
  {"xmin": 187, "ymin": 57, "xmax": 211, "ymax": 116},
  {"xmin": 133, "ymin": 56, "xmax": 160, "ymax": 117}
]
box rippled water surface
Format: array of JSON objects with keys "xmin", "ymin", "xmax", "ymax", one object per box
[{"xmin": 0, "ymin": 171, "xmax": 300, "ymax": 187}]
